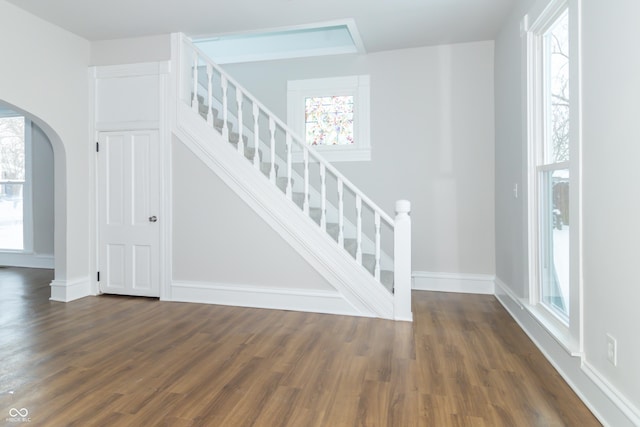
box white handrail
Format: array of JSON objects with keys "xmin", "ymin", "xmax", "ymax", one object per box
[{"xmin": 185, "ymin": 36, "xmax": 395, "ymax": 228}]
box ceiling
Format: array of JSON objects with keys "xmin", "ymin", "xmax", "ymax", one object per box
[{"xmin": 6, "ymin": 0, "xmax": 515, "ymax": 53}]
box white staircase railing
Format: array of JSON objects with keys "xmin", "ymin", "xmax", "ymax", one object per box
[{"xmin": 175, "ymin": 34, "xmax": 412, "ymax": 321}]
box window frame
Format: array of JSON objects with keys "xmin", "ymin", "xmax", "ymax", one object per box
[
  {"xmin": 287, "ymin": 75, "xmax": 371, "ymax": 162},
  {"xmin": 0, "ymin": 114, "xmax": 33, "ymax": 253},
  {"xmin": 524, "ymin": 0, "xmax": 583, "ymax": 354}
]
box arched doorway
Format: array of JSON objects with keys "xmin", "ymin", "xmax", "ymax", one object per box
[{"xmin": 0, "ymin": 100, "xmax": 67, "ymax": 290}]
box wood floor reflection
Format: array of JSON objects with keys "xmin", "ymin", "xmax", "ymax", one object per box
[{"xmin": 0, "ymin": 267, "xmax": 600, "ymax": 426}]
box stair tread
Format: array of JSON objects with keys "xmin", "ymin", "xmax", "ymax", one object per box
[
  {"xmin": 326, "ymin": 223, "xmax": 340, "ymax": 241},
  {"xmin": 292, "ymin": 192, "xmax": 306, "ymax": 208},
  {"xmin": 380, "ymin": 270, "xmax": 394, "ymax": 293},
  {"xmin": 229, "ymin": 141, "xmax": 262, "ymax": 161},
  {"xmin": 276, "ymin": 176, "xmax": 293, "ymax": 192}
]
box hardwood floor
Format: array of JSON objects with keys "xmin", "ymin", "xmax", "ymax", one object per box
[{"xmin": 0, "ymin": 267, "xmax": 600, "ymax": 426}]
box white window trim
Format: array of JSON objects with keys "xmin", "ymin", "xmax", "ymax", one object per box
[
  {"xmin": 524, "ymin": 0, "xmax": 583, "ymax": 355},
  {"xmin": 287, "ymin": 75, "xmax": 371, "ymax": 162},
  {"xmin": 0, "ymin": 115, "xmax": 33, "ymax": 253}
]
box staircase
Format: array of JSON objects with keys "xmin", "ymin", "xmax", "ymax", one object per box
[{"xmin": 170, "ymin": 33, "xmax": 412, "ymax": 321}]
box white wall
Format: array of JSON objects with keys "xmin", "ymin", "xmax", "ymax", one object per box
[
  {"xmin": 31, "ymin": 122, "xmax": 55, "ymax": 257},
  {"xmin": 223, "ymin": 41, "xmax": 496, "ymax": 278},
  {"xmin": 90, "ymin": 34, "xmax": 171, "ymax": 66},
  {"xmin": 172, "ymin": 138, "xmax": 334, "ymax": 291},
  {"xmin": 0, "ymin": 0, "xmax": 90, "ymax": 284},
  {"xmin": 494, "ymin": 0, "xmax": 640, "ymax": 424},
  {"xmin": 581, "ymin": 0, "xmax": 640, "ymax": 418}
]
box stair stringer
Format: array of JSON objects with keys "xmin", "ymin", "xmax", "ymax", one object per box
[{"xmin": 173, "ymin": 101, "xmax": 395, "ymax": 319}]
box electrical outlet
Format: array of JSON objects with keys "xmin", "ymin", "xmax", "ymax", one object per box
[
  {"xmin": 606, "ymin": 334, "xmax": 617, "ymax": 366},
  {"xmin": 513, "ymin": 183, "xmax": 519, "ymax": 199}
]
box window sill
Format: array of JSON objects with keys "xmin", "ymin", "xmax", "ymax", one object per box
[
  {"xmin": 293, "ymin": 148, "xmax": 371, "ymax": 163},
  {"xmin": 524, "ymin": 302, "xmax": 582, "ymax": 357}
]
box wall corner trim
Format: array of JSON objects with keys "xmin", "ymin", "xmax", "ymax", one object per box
[{"xmin": 49, "ymin": 276, "xmax": 93, "ymax": 302}]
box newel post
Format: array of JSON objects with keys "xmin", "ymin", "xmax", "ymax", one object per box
[{"xmin": 394, "ymin": 200, "xmax": 412, "ymax": 321}]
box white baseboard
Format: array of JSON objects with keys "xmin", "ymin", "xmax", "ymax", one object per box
[
  {"xmin": 170, "ymin": 281, "xmax": 364, "ymax": 318},
  {"xmin": 0, "ymin": 252, "xmax": 54, "ymax": 269},
  {"xmin": 495, "ymin": 277, "xmax": 640, "ymax": 427},
  {"xmin": 582, "ymin": 360, "xmax": 640, "ymax": 426},
  {"xmin": 412, "ymin": 271, "xmax": 495, "ymax": 294},
  {"xmin": 50, "ymin": 276, "xmax": 92, "ymax": 302}
]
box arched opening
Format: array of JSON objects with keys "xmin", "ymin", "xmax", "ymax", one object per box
[{"xmin": 0, "ymin": 100, "xmax": 67, "ymax": 288}]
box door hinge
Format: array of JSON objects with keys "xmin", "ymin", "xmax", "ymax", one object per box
[
  {"xmin": 97, "ymin": 271, "xmax": 100, "ymax": 282},
  {"xmin": 96, "ymin": 142, "xmax": 99, "ymax": 152}
]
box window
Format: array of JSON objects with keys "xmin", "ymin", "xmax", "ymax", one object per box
[
  {"xmin": 0, "ymin": 115, "xmax": 30, "ymax": 251},
  {"xmin": 305, "ymin": 95, "xmax": 354, "ymax": 146},
  {"xmin": 525, "ymin": 0, "xmax": 581, "ymax": 350},
  {"xmin": 287, "ymin": 75, "xmax": 370, "ymax": 161}
]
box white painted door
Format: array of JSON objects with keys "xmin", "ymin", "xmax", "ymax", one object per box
[{"xmin": 98, "ymin": 131, "xmax": 160, "ymax": 297}]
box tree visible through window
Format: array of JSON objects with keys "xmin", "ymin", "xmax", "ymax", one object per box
[
  {"xmin": 547, "ymin": 11, "xmax": 569, "ymax": 164},
  {"xmin": 0, "ymin": 116, "xmax": 26, "ymax": 250},
  {"xmin": 540, "ymin": 9, "xmax": 570, "ymax": 318}
]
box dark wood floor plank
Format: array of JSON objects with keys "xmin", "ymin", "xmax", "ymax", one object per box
[{"xmin": 0, "ymin": 267, "xmax": 601, "ymax": 426}]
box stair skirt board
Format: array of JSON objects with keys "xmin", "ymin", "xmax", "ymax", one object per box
[
  {"xmin": 170, "ymin": 281, "xmax": 365, "ymax": 317},
  {"xmin": 412, "ymin": 271, "xmax": 495, "ymax": 295},
  {"xmin": 173, "ymin": 102, "xmax": 394, "ymax": 319}
]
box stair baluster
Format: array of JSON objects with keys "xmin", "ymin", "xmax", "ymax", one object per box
[
  {"xmin": 206, "ymin": 64, "xmax": 214, "ymax": 126},
  {"xmin": 236, "ymin": 88, "xmax": 244, "ymax": 154},
  {"xmin": 320, "ymin": 164, "xmax": 326, "ymax": 231},
  {"xmin": 356, "ymin": 195, "xmax": 362, "ymax": 264},
  {"xmin": 191, "ymin": 55, "xmax": 199, "ymax": 112},
  {"xmin": 221, "ymin": 75, "xmax": 229, "ymax": 140},
  {"xmin": 374, "ymin": 212, "xmax": 381, "ymax": 281},
  {"xmin": 303, "ymin": 147, "xmax": 310, "ymax": 215},
  {"xmin": 286, "ymin": 133, "xmax": 292, "ymax": 199},
  {"xmin": 268, "ymin": 118, "xmax": 276, "ymax": 183},
  {"xmin": 252, "ymin": 103, "xmax": 260, "ymax": 170},
  {"xmin": 338, "ymin": 179, "xmax": 344, "ymax": 247}
]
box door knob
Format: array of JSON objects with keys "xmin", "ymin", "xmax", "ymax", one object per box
[{"xmin": 149, "ymin": 216, "xmax": 158, "ymax": 223}]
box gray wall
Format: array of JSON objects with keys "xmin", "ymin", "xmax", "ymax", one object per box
[
  {"xmin": 90, "ymin": 34, "xmax": 171, "ymax": 66},
  {"xmin": 31, "ymin": 121, "xmax": 55, "ymax": 256},
  {"xmin": 494, "ymin": 0, "xmax": 533, "ymax": 297},
  {"xmin": 494, "ymin": 0, "xmax": 640, "ymax": 419},
  {"xmin": 581, "ymin": 0, "xmax": 640, "ymax": 412},
  {"xmin": 223, "ymin": 41, "xmax": 496, "ymax": 276},
  {"xmin": 172, "ymin": 138, "xmax": 334, "ymax": 291}
]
